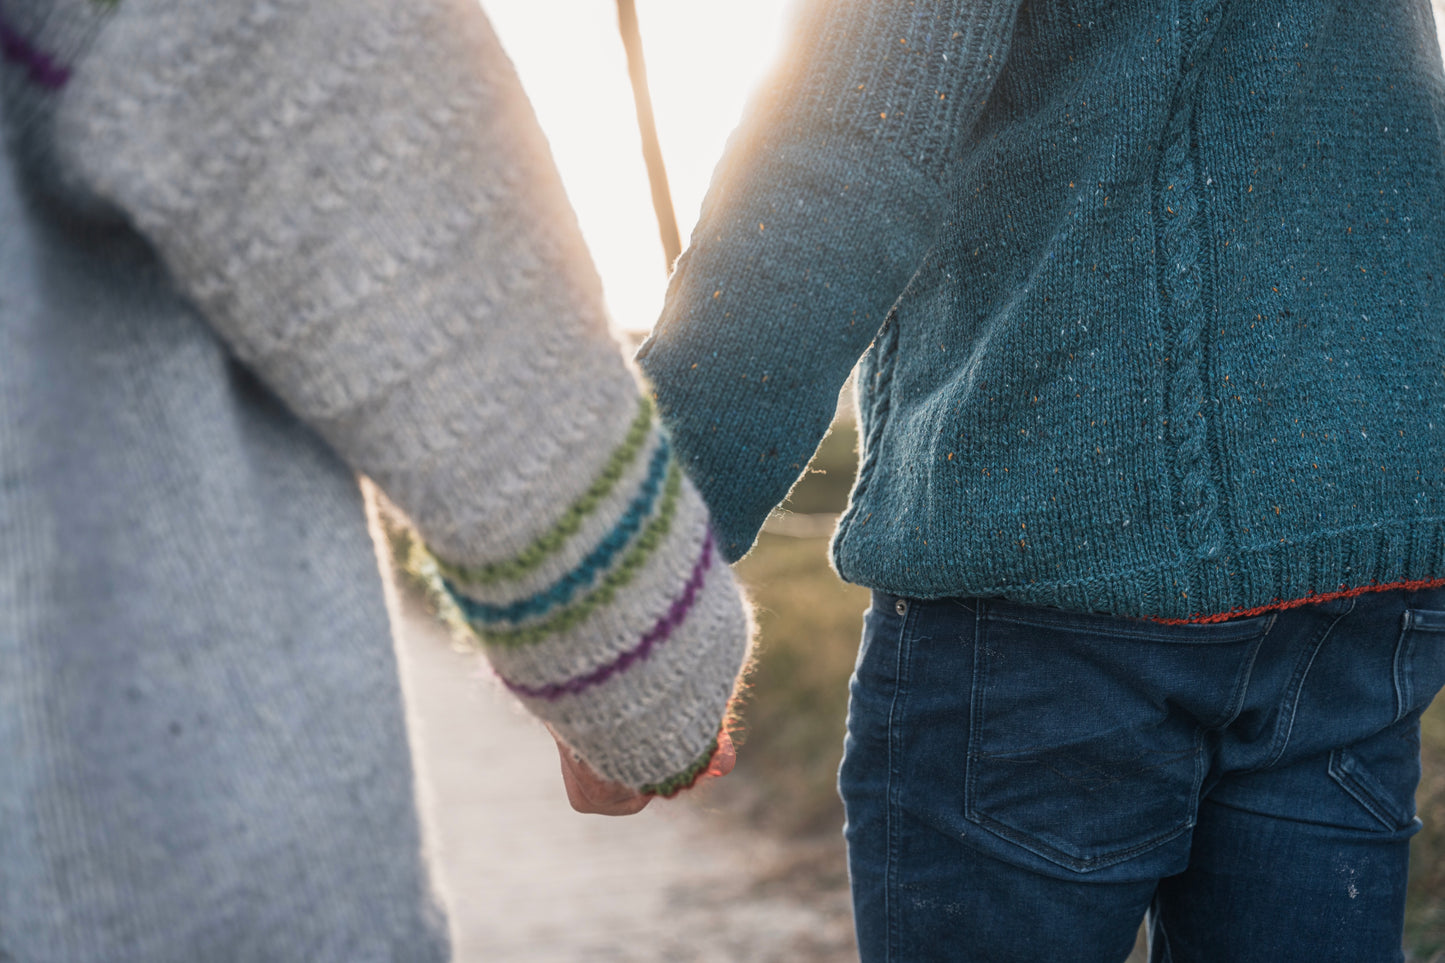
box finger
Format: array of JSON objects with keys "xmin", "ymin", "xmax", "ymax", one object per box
[
  {"xmin": 591, "ymin": 790, "xmax": 651, "ymax": 817},
  {"xmin": 577, "ymin": 776, "xmax": 651, "ymax": 816},
  {"xmin": 554, "ymin": 736, "xmax": 652, "ymax": 815},
  {"xmin": 706, "ymin": 730, "xmax": 737, "ymax": 779},
  {"xmin": 554, "ymin": 738, "xmax": 590, "ymax": 809}
]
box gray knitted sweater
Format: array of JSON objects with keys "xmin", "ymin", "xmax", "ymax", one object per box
[{"xmin": 0, "ymin": 0, "xmax": 750, "ymax": 958}]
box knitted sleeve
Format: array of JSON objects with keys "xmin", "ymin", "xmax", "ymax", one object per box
[
  {"xmin": 8, "ymin": 0, "xmax": 750, "ymax": 793},
  {"xmin": 636, "ymin": 0, "xmax": 1025, "ymax": 562}
]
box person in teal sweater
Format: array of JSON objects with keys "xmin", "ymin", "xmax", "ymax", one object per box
[{"xmin": 639, "ymin": 0, "xmax": 1445, "ymax": 959}]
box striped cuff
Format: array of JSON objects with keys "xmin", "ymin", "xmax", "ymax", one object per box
[
  {"xmin": 642, "ymin": 737, "xmax": 719, "ymax": 798},
  {"xmin": 0, "ymin": 0, "xmax": 120, "ymax": 91},
  {"xmin": 418, "ymin": 401, "xmax": 751, "ymax": 791}
]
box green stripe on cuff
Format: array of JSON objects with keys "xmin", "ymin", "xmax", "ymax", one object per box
[
  {"xmin": 641, "ymin": 738, "xmax": 719, "ymax": 798},
  {"xmin": 434, "ymin": 396, "xmax": 654, "ymax": 586},
  {"xmin": 477, "ymin": 461, "xmax": 684, "ymax": 648}
]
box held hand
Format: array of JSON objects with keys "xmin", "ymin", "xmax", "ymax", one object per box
[
  {"xmin": 552, "ymin": 728, "xmax": 736, "ymax": 816},
  {"xmin": 554, "ymin": 734, "xmax": 652, "ymax": 816},
  {"xmin": 705, "ymin": 728, "xmax": 738, "ymax": 780}
]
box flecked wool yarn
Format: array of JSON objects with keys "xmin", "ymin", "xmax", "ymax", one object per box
[{"xmin": 641, "ymin": 0, "xmax": 1445, "ymax": 621}]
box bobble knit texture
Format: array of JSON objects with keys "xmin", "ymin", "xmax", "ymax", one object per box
[
  {"xmin": 640, "ymin": 0, "xmax": 1445, "ymax": 620},
  {"xmin": 0, "ymin": 0, "xmax": 749, "ymax": 957},
  {"xmin": 40, "ymin": 0, "xmax": 748, "ymax": 791}
]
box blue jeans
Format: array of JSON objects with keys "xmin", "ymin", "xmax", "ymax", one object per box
[{"xmin": 839, "ymin": 587, "xmax": 1445, "ymax": 962}]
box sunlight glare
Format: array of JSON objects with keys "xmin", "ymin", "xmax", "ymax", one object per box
[
  {"xmin": 481, "ymin": 0, "xmax": 793, "ymax": 335},
  {"xmin": 483, "ymin": 0, "xmax": 1445, "ymax": 336}
]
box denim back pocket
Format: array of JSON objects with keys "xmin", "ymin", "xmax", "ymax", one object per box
[
  {"xmin": 1328, "ymin": 606, "xmax": 1445, "ymax": 831},
  {"xmin": 964, "ymin": 602, "xmax": 1271, "ymax": 878},
  {"xmin": 1392, "ymin": 607, "xmax": 1445, "ymax": 725}
]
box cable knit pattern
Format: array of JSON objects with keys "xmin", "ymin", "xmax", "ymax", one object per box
[
  {"xmin": 641, "ymin": 0, "xmax": 1445, "ymax": 620},
  {"xmin": 450, "ymin": 464, "xmax": 684, "ymax": 647},
  {"xmin": 432, "ymin": 397, "xmax": 659, "ymax": 587},
  {"xmin": 1156, "ymin": 0, "xmax": 1229, "ymax": 565},
  {"xmin": 429, "ymin": 427, "xmax": 673, "ymax": 612}
]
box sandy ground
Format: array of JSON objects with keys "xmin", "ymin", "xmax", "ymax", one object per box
[{"xmin": 386, "ymin": 578, "xmax": 856, "ymax": 963}]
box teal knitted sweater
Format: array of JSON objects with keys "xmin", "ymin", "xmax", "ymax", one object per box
[{"xmin": 640, "ymin": 0, "xmax": 1445, "ymax": 621}]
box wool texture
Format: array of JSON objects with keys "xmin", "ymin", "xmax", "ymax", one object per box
[
  {"xmin": 0, "ymin": 0, "xmax": 750, "ymax": 958},
  {"xmin": 639, "ymin": 0, "xmax": 1445, "ymax": 621},
  {"xmin": 419, "ymin": 428, "xmax": 748, "ymax": 791}
]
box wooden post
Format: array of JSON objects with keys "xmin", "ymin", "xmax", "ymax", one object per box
[{"xmin": 616, "ymin": 0, "xmax": 682, "ymax": 273}]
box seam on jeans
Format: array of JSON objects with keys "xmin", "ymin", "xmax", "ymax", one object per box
[
  {"xmin": 1188, "ymin": 727, "xmax": 1207, "ymax": 833},
  {"xmin": 967, "ymin": 601, "xmax": 988, "ymax": 861},
  {"xmin": 1263, "ymin": 598, "xmax": 1355, "ymax": 769},
  {"xmin": 1405, "ymin": 607, "xmax": 1445, "ymax": 631},
  {"xmin": 1391, "ymin": 610, "xmax": 1415, "ymax": 725},
  {"xmin": 1206, "ymin": 791, "xmax": 1419, "ymax": 837},
  {"xmin": 1326, "ymin": 748, "xmax": 1411, "ymax": 831},
  {"xmin": 883, "ymin": 599, "xmax": 914, "ymax": 963},
  {"xmin": 966, "ymin": 801, "xmax": 1196, "ymax": 873},
  {"xmin": 986, "ymin": 604, "xmax": 1271, "ymax": 644},
  {"xmin": 973, "ymin": 742, "xmax": 1197, "ymax": 773},
  {"xmin": 1208, "ymin": 614, "xmax": 1274, "ymax": 730}
]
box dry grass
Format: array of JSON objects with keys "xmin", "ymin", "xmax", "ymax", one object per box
[
  {"xmin": 718, "ymin": 416, "xmax": 865, "ymax": 839},
  {"xmin": 729, "ymin": 533, "xmax": 869, "ymax": 837},
  {"xmin": 1410, "ymin": 698, "xmax": 1445, "ymax": 959}
]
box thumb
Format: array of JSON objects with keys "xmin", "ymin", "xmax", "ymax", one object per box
[{"xmin": 706, "ymin": 729, "xmax": 737, "ymax": 779}]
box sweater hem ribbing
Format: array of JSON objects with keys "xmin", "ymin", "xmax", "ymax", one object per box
[{"xmin": 836, "ymin": 515, "xmax": 1445, "ymax": 622}]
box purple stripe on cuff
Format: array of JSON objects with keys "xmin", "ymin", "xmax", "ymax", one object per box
[
  {"xmin": 501, "ymin": 529, "xmax": 716, "ymax": 701},
  {"xmin": 0, "ymin": 17, "xmax": 71, "ymax": 89}
]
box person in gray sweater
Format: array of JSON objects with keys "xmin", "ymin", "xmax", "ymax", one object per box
[{"xmin": 0, "ymin": 0, "xmax": 751, "ymax": 959}]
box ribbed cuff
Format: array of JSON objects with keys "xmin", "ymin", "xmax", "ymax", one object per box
[
  {"xmin": 642, "ymin": 737, "xmax": 719, "ymax": 798},
  {"xmin": 413, "ymin": 414, "xmax": 752, "ymax": 790}
]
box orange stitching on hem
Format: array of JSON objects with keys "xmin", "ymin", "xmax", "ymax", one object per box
[{"xmin": 1154, "ymin": 577, "xmax": 1445, "ymax": 625}]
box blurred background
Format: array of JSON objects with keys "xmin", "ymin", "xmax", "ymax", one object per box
[
  {"xmin": 392, "ymin": 2, "xmax": 1445, "ymax": 960},
  {"xmin": 482, "ymin": 0, "xmax": 792, "ymax": 335}
]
